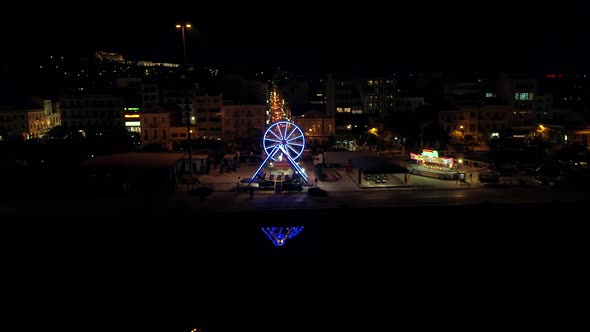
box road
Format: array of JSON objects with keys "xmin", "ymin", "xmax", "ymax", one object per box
[
  {"xmin": 0, "ymin": 153, "xmax": 584, "ymax": 217},
  {"xmin": 197, "ymin": 185, "xmax": 584, "ymax": 212},
  {"xmin": 1, "ymin": 184, "xmax": 585, "ymax": 218}
]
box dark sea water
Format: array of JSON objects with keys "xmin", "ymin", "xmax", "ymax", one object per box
[{"xmin": 2, "ymin": 202, "xmax": 589, "ymax": 331}]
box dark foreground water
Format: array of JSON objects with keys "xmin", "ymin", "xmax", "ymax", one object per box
[{"xmin": 2, "ymin": 202, "xmax": 590, "ymax": 331}]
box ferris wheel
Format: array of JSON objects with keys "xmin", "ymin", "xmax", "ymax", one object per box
[{"xmin": 263, "ymin": 121, "xmax": 305, "ymax": 162}]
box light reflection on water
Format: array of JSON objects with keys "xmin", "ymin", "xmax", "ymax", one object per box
[{"xmin": 261, "ymin": 226, "xmax": 304, "ymax": 247}]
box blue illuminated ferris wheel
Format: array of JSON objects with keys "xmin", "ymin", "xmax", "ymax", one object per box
[
  {"xmin": 251, "ymin": 121, "xmax": 308, "ymax": 182},
  {"xmin": 263, "ymin": 121, "xmax": 305, "ymax": 162}
]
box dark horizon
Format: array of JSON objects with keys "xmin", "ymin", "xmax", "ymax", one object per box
[{"xmin": 2, "ymin": 2, "xmax": 589, "ymax": 75}]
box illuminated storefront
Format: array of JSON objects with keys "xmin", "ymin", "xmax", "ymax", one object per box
[
  {"xmin": 124, "ymin": 107, "xmax": 141, "ymax": 133},
  {"xmin": 410, "ymin": 149, "xmax": 454, "ymax": 172}
]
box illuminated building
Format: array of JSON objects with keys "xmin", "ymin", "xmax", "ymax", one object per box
[
  {"xmin": 365, "ymin": 77, "xmax": 396, "ymax": 117},
  {"xmin": 325, "ymin": 74, "xmax": 364, "ymax": 143},
  {"xmin": 440, "ymin": 73, "xmax": 540, "ymax": 137},
  {"xmin": 60, "ymin": 93, "xmax": 124, "ymax": 129},
  {"xmin": 123, "ymin": 107, "xmax": 141, "ymax": 133},
  {"xmin": 511, "ymin": 76, "xmax": 537, "ymax": 126},
  {"xmin": 438, "ymin": 105, "xmax": 512, "ymax": 141},
  {"xmin": 137, "ymin": 107, "xmax": 208, "ymax": 153},
  {"xmin": 140, "ymin": 111, "xmax": 170, "ymax": 149},
  {"xmin": 193, "ymin": 94, "xmax": 222, "ymax": 139},
  {"xmin": 569, "ymin": 127, "xmax": 590, "ymax": 147},
  {"xmin": 292, "ymin": 110, "xmax": 335, "ymax": 145},
  {"xmin": 0, "ymin": 100, "xmax": 61, "ymax": 140},
  {"xmin": 326, "ymin": 74, "xmax": 363, "ymax": 117},
  {"xmin": 136, "ymin": 61, "xmax": 180, "ymax": 68},
  {"xmin": 221, "ymin": 104, "xmax": 266, "ymax": 142},
  {"xmin": 95, "ymin": 51, "xmax": 125, "ymax": 63}
]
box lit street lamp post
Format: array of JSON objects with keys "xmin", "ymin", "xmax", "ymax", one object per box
[
  {"xmin": 175, "ymin": 23, "xmax": 192, "ymax": 66},
  {"xmin": 176, "ymin": 22, "xmax": 193, "ymax": 176}
]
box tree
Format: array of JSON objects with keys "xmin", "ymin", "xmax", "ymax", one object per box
[
  {"xmin": 364, "ymin": 131, "xmax": 382, "ymax": 150},
  {"xmin": 44, "ymin": 125, "xmax": 84, "ymax": 142},
  {"xmin": 449, "ymin": 130, "xmax": 465, "ymax": 147},
  {"xmin": 44, "ymin": 125, "xmax": 68, "ymax": 140},
  {"xmin": 382, "ymin": 130, "xmax": 394, "ymax": 149}
]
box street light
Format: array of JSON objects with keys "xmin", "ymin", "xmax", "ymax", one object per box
[
  {"xmin": 175, "ymin": 23, "xmax": 192, "ymax": 66},
  {"xmin": 176, "ymin": 23, "xmax": 193, "ymax": 176}
]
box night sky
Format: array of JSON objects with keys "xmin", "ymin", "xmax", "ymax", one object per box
[{"xmin": 2, "ymin": 2, "xmax": 589, "ymax": 73}]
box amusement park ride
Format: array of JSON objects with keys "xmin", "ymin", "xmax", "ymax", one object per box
[
  {"xmin": 252, "ymin": 121, "xmax": 307, "ymax": 247},
  {"xmin": 250, "ymin": 121, "xmax": 309, "ymax": 191}
]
